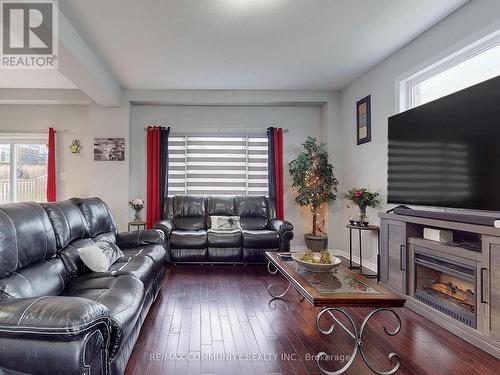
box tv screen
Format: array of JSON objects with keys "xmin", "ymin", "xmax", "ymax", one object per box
[{"xmin": 387, "ymin": 75, "xmax": 500, "ymax": 211}]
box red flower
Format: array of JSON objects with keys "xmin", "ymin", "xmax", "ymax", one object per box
[{"xmin": 354, "ymin": 191, "xmax": 363, "ymax": 198}]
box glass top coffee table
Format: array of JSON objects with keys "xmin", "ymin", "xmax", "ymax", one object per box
[{"xmin": 266, "ymin": 252, "xmax": 406, "ymax": 375}]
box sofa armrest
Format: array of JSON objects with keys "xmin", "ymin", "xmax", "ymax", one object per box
[
  {"xmin": 154, "ymin": 219, "xmax": 175, "ymax": 238},
  {"xmin": 0, "ymin": 297, "xmax": 110, "ymax": 374},
  {"xmin": 268, "ymin": 219, "xmax": 294, "ymax": 236},
  {"xmin": 0, "ymin": 296, "xmax": 110, "ymax": 337},
  {"xmin": 116, "ymin": 229, "xmax": 166, "ymax": 248},
  {"xmin": 268, "ymin": 219, "xmax": 294, "ymax": 251}
]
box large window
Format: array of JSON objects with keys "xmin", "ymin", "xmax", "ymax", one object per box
[
  {"xmin": 0, "ymin": 134, "xmax": 48, "ymax": 204},
  {"xmin": 168, "ymin": 132, "xmax": 269, "ymax": 196},
  {"xmin": 400, "ymin": 30, "xmax": 500, "ymax": 110}
]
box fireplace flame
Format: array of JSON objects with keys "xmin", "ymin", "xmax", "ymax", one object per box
[{"xmin": 431, "ymin": 282, "xmax": 474, "ymax": 307}]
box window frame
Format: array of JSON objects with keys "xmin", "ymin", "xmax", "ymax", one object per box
[
  {"xmin": 397, "ymin": 27, "xmax": 500, "ymax": 112},
  {"xmin": 0, "ymin": 133, "xmax": 48, "ymax": 203}
]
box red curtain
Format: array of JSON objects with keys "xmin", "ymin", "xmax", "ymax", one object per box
[
  {"xmin": 146, "ymin": 127, "xmax": 161, "ymax": 228},
  {"xmin": 273, "ymin": 128, "xmax": 284, "ymax": 219},
  {"xmin": 46, "ymin": 127, "xmax": 57, "ymax": 202}
]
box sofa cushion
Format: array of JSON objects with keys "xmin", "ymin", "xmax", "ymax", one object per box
[
  {"xmin": 71, "ymin": 197, "xmax": 118, "ymax": 237},
  {"xmin": 208, "ymin": 196, "xmax": 236, "ymax": 216},
  {"xmin": 0, "ymin": 258, "xmax": 69, "ymax": 298},
  {"xmin": 108, "ymin": 255, "xmax": 156, "ymax": 291},
  {"xmin": 121, "ymin": 244, "xmax": 167, "ymax": 264},
  {"xmin": 64, "ymin": 273, "xmax": 144, "ymax": 358},
  {"xmin": 170, "ymin": 230, "xmax": 207, "ymax": 249},
  {"xmin": 207, "ymin": 229, "xmax": 241, "ymax": 248},
  {"xmin": 242, "ymin": 230, "xmax": 279, "ymax": 249},
  {"xmin": 172, "ymin": 195, "xmax": 207, "ymax": 231},
  {"xmin": 0, "ymin": 202, "xmax": 57, "ymax": 278},
  {"xmin": 236, "ymin": 196, "xmax": 269, "ymax": 230},
  {"xmin": 94, "ymin": 231, "xmax": 117, "ymax": 244},
  {"xmin": 42, "ymin": 200, "xmax": 89, "ymax": 249}
]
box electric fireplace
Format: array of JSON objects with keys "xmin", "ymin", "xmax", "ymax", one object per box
[{"xmin": 414, "ymin": 252, "xmax": 476, "ymax": 328}]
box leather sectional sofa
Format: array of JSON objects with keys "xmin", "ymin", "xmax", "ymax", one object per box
[
  {"xmin": 154, "ymin": 195, "xmax": 294, "ymax": 263},
  {"xmin": 0, "ymin": 198, "xmax": 166, "ymax": 375}
]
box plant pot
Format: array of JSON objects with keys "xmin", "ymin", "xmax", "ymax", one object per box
[{"xmin": 304, "ymin": 233, "xmax": 328, "ymax": 251}]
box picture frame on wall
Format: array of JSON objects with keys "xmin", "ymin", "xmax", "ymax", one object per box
[
  {"xmin": 356, "ymin": 95, "xmax": 371, "ymax": 145},
  {"xmin": 94, "ymin": 138, "xmax": 125, "ymax": 161}
]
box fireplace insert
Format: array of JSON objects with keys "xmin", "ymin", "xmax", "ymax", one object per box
[{"xmin": 414, "ymin": 252, "xmax": 476, "ymax": 328}]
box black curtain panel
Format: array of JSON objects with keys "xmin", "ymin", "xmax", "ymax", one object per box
[
  {"xmin": 267, "ymin": 127, "xmax": 276, "ymax": 200},
  {"xmin": 159, "ymin": 126, "xmax": 170, "ymax": 218}
]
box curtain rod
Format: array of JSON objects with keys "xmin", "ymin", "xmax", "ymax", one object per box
[
  {"xmin": 0, "ymin": 129, "xmax": 72, "ymax": 134},
  {"xmin": 143, "ymin": 126, "xmax": 289, "ymax": 133}
]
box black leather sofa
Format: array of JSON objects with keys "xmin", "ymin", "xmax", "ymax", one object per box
[
  {"xmin": 0, "ymin": 198, "xmax": 167, "ymax": 375},
  {"xmin": 154, "ymin": 195, "xmax": 294, "ymax": 263}
]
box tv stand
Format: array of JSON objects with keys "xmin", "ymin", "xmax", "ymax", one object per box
[
  {"xmin": 393, "ymin": 207, "xmax": 499, "ymax": 227},
  {"xmin": 379, "ymin": 211, "xmax": 500, "ymax": 359}
]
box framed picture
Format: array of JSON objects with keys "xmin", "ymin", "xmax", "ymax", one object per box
[
  {"xmin": 356, "ymin": 95, "xmax": 371, "ymax": 145},
  {"xmin": 94, "ymin": 138, "xmax": 125, "ymax": 161}
]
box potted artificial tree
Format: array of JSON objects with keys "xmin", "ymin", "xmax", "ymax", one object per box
[{"xmin": 289, "ymin": 137, "xmax": 338, "ymax": 251}]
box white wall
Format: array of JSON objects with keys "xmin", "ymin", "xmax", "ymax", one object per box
[
  {"xmin": 329, "ymin": 0, "xmax": 500, "ymax": 270},
  {"xmin": 130, "ymin": 104, "xmax": 325, "ymax": 248},
  {"xmin": 0, "ymin": 104, "xmax": 90, "ymax": 199},
  {"xmin": 87, "ymin": 102, "xmax": 130, "ymax": 230},
  {"xmin": 0, "ymin": 90, "xmax": 338, "ymax": 235},
  {"xmin": 0, "ymin": 101, "xmax": 132, "ymax": 231}
]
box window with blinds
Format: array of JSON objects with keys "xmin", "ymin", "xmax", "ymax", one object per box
[{"xmin": 168, "ymin": 132, "xmax": 269, "ymax": 196}]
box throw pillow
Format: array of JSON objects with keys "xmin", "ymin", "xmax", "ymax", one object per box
[
  {"xmin": 210, "ymin": 216, "xmax": 242, "ymax": 231},
  {"xmin": 78, "ymin": 241, "xmax": 124, "ymax": 272}
]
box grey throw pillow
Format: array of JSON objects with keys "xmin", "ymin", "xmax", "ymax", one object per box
[
  {"xmin": 210, "ymin": 216, "xmax": 242, "ymax": 230},
  {"xmin": 78, "ymin": 241, "xmax": 124, "ymax": 272}
]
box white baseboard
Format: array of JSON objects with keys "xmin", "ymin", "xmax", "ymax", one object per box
[{"xmin": 289, "ymin": 246, "xmax": 377, "ymax": 272}]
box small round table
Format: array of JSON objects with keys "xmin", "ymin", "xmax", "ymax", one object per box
[
  {"xmin": 128, "ymin": 221, "xmax": 146, "ymax": 231},
  {"xmin": 346, "ymin": 224, "xmax": 380, "ymax": 279}
]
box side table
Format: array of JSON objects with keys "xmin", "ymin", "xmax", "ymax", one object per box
[
  {"xmin": 347, "ymin": 224, "xmax": 380, "ymax": 280},
  {"xmin": 128, "ymin": 221, "xmax": 146, "ymax": 231}
]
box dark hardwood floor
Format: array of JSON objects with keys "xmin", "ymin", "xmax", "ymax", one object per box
[{"xmin": 125, "ymin": 264, "xmax": 500, "ymax": 375}]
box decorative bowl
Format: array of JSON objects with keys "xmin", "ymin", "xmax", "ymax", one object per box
[{"xmin": 291, "ymin": 250, "xmax": 342, "ymax": 273}]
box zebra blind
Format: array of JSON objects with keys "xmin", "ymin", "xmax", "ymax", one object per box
[{"xmin": 168, "ymin": 132, "xmax": 269, "ymax": 196}]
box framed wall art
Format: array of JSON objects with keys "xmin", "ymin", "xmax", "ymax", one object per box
[
  {"xmin": 94, "ymin": 138, "xmax": 125, "ymax": 161},
  {"xmin": 356, "ymin": 95, "xmax": 371, "ymax": 145}
]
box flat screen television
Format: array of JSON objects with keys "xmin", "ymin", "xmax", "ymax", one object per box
[{"xmin": 387, "ymin": 75, "xmax": 500, "ymax": 211}]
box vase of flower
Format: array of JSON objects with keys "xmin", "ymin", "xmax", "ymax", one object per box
[
  {"xmin": 344, "ymin": 188, "xmax": 380, "ymax": 226},
  {"xmin": 128, "ymin": 198, "xmax": 145, "ymax": 222},
  {"xmin": 359, "ymin": 206, "xmax": 368, "ymax": 225}
]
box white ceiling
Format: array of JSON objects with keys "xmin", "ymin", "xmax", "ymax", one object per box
[
  {"xmin": 1, "ymin": 0, "xmax": 468, "ymax": 91},
  {"xmin": 59, "ymin": 0, "xmax": 467, "ymax": 90}
]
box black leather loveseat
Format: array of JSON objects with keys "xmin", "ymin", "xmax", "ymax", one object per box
[
  {"xmin": 154, "ymin": 195, "xmax": 294, "ymax": 263},
  {"xmin": 0, "ymin": 197, "xmax": 166, "ymax": 375}
]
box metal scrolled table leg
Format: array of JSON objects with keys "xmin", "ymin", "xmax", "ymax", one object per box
[
  {"xmin": 266, "ymin": 261, "xmax": 292, "ymax": 298},
  {"xmin": 267, "ymin": 281, "xmax": 292, "ymax": 298},
  {"xmin": 267, "ymin": 261, "xmax": 278, "ymax": 275},
  {"xmin": 315, "ymin": 307, "xmax": 401, "ymax": 375}
]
